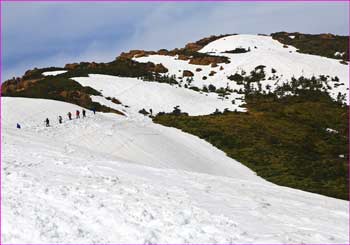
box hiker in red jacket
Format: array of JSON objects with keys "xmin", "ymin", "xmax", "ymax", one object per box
[{"xmin": 76, "ymin": 110, "xmax": 80, "ymax": 119}]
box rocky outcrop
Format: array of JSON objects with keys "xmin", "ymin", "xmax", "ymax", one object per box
[
  {"xmin": 209, "ymin": 71, "xmax": 217, "ymax": 76},
  {"xmin": 184, "ymin": 34, "xmax": 235, "ymax": 52},
  {"xmin": 154, "ymin": 64, "xmax": 168, "ymax": 73},
  {"xmin": 189, "ymin": 56, "xmax": 229, "ymax": 66},
  {"xmin": 183, "ymin": 70, "xmax": 194, "ymax": 77},
  {"xmin": 114, "ymin": 34, "xmax": 232, "ymax": 66},
  {"xmin": 2, "ymin": 77, "xmax": 40, "ymax": 95},
  {"xmin": 118, "ymin": 50, "xmax": 156, "ymax": 60},
  {"xmin": 64, "ymin": 63, "xmax": 80, "ymax": 70},
  {"xmin": 320, "ymin": 33, "xmax": 335, "ymax": 40}
]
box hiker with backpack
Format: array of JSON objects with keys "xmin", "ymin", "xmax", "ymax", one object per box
[
  {"xmin": 76, "ymin": 110, "xmax": 80, "ymax": 119},
  {"xmin": 82, "ymin": 109, "xmax": 86, "ymax": 118},
  {"xmin": 67, "ymin": 112, "xmax": 72, "ymax": 120},
  {"xmin": 58, "ymin": 116, "xmax": 63, "ymax": 124},
  {"xmin": 45, "ymin": 118, "xmax": 50, "ymax": 127}
]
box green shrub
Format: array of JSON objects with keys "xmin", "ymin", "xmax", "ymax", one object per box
[
  {"xmin": 154, "ymin": 91, "xmax": 349, "ymax": 200},
  {"xmin": 271, "ymin": 32, "xmax": 349, "ymax": 61},
  {"xmin": 208, "ymin": 84, "xmax": 216, "ymax": 92},
  {"xmin": 189, "ymin": 86, "xmax": 200, "ymax": 92},
  {"xmin": 228, "ymin": 73, "xmax": 244, "ymax": 82}
]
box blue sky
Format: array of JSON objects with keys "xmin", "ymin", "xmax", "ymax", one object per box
[{"xmin": 2, "ymin": 2, "xmax": 348, "ymax": 81}]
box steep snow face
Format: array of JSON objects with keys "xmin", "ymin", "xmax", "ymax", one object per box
[
  {"xmin": 72, "ymin": 74, "xmax": 245, "ymax": 116},
  {"xmin": 134, "ymin": 34, "xmax": 349, "ymax": 104},
  {"xmin": 2, "ymin": 97, "xmax": 348, "ymax": 243},
  {"xmin": 42, "ymin": 70, "xmax": 67, "ymax": 76}
]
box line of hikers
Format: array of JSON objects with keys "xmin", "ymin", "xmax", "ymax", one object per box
[
  {"xmin": 17, "ymin": 108, "xmax": 96, "ymax": 129},
  {"xmin": 45, "ymin": 109, "xmax": 95, "ymax": 127}
]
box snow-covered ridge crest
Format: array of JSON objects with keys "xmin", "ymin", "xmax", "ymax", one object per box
[{"xmin": 199, "ymin": 34, "xmax": 297, "ymax": 53}]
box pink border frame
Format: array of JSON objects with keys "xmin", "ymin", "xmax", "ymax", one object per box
[{"xmin": 0, "ymin": 0, "xmax": 349, "ymax": 244}]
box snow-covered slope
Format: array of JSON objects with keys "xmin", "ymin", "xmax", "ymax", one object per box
[
  {"xmin": 3, "ymin": 34, "xmax": 349, "ymax": 243},
  {"xmin": 72, "ymin": 74, "xmax": 245, "ymax": 115},
  {"xmin": 2, "ymin": 97, "xmax": 349, "ymax": 243},
  {"xmin": 134, "ymin": 34, "xmax": 349, "ymax": 104}
]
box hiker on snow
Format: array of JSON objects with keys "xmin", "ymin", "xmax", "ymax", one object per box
[
  {"xmin": 58, "ymin": 116, "xmax": 63, "ymax": 124},
  {"xmin": 45, "ymin": 118, "xmax": 50, "ymax": 127},
  {"xmin": 67, "ymin": 112, "xmax": 72, "ymax": 120},
  {"xmin": 82, "ymin": 109, "xmax": 86, "ymax": 118},
  {"xmin": 16, "ymin": 123, "xmax": 21, "ymax": 129},
  {"xmin": 76, "ymin": 110, "xmax": 80, "ymax": 119},
  {"xmin": 92, "ymin": 108, "xmax": 96, "ymax": 115}
]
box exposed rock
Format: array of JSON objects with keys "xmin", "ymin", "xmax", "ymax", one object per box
[
  {"xmin": 320, "ymin": 33, "xmax": 335, "ymax": 40},
  {"xmin": 118, "ymin": 50, "xmax": 156, "ymax": 60},
  {"xmin": 64, "ymin": 63, "xmax": 80, "ymax": 70},
  {"xmin": 209, "ymin": 71, "xmax": 217, "ymax": 76},
  {"xmin": 157, "ymin": 49, "xmax": 169, "ymax": 55},
  {"xmin": 148, "ymin": 63, "xmax": 168, "ymax": 73},
  {"xmin": 184, "ymin": 42, "xmax": 202, "ymax": 52},
  {"xmin": 184, "ymin": 34, "xmax": 235, "ymax": 52},
  {"xmin": 189, "ymin": 56, "xmax": 229, "ymax": 66},
  {"xmin": 24, "ymin": 68, "xmax": 38, "ymax": 77},
  {"xmin": 183, "ymin": 70, "xmax": 194, "ymax": 77},
  {"xmin": 177, "ymin": 54, "xmax": 189, "ymax": 61},
  {"xmin": 111, "ymin": 98, "xmax": 122, "ymax": 104},
  {"xmin": 1, "ymin": 78, "xmax": 40, "ymax": 95},
  {"xmin": 88, "ymin": 62, "xmax": 98, "ymax": 69},
  {"xmin": 195, "ymin": 68, "xmax": 202, "ymax": 72}
]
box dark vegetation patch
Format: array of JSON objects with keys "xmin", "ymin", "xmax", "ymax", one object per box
[
  {"xmin": 154, "ymin": 91, "xmax": 349, "ymax": 200},
  {"xmin": 2, "ymin": 76, "xmax": 124, "ymax": 115},
  {"xmin": 223, "ymin": 47, "xmax": 250, "ymax": 54},
  {"xmin": 271, "ymin": 32, "xmax": 349, "ymax": 61},
  {"xmin": 139, "ymin": 108, "xmax": 150, "ymax": 116},
  {"xmin": 2, "ymin": 58, "xmax": 178, "ymax": 112},
  {"xmin": 228, "ymin": 73, "xmax": 244, "ymax": 82},
  {"xmin": 106, "ymin": 97, "xmax": 122, "ymax": 104}
]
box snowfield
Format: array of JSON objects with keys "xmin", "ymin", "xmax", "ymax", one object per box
[
  {"xmin": 134, "ymin": 34, "xmax": 349, "ymax": 104},
  {"xmin": 2, "ymin": 34, "xmax": 349, "ymax": 243},
  {"xmin": 2, "ymin": 97, "xmax": 349, "ymax": 243},
  {"xmin": 72, "ymin": 74, "xmax": 246, "ymax": 116},
  {"xmin": 42, "ymin": 70, "xmax": 67, "ymax": 76}
]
